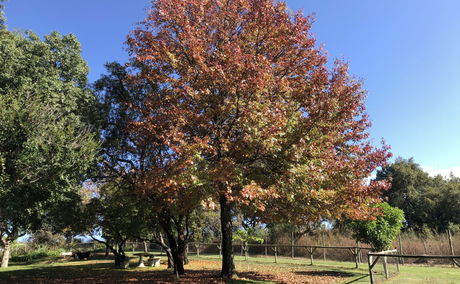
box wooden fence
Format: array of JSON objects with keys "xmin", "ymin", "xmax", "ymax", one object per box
[
  {"xmin": 367, "ymin": 250, "xmax": 460, "ymax": 284},
  {"xmin": 188, "ymin": 242, "xmax": 370, "ymax": 268}
]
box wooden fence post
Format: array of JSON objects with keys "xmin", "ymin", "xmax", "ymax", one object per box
[
  {"xmin": 322, "ymin": 231, "xmax": 326, "ymax": 261},
  {"xmin": 244, "ymin": 243, "xmax": 248, "ymax": 261},
  {"xmin": 217, "ymin": 244, "xmax": 222, "ymax": 259},
  {"xmin": 398, "ymin": 234, "xmax": 404, "ymax": 265},
  {"xmin": 448, "ymin": 229, "xmax": 455, "ymax": 267},
  {"xmin": 356, "ymin": 241, "xmax": 361, "ymax": 263},
  {"xmin": 354, "ymin": 247, "xmax": 359, "ymax": 268},
  {"xmin": 368, "ymin": 254, "xmax": 374, "ymax": 284},
  {"xmin": 382, "ymin": 256, "xmax": 389, "ymax": 279},
  {"xmin": 274, "ymin": 246, "xmax": 278, "ymax": 263},
  {"xmin": 308, "ymin": 246, "xmax": 315, "ymax": 265}
]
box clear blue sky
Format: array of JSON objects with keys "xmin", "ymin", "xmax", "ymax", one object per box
[{"xmin": 4, "ymin": 0, "xmax": 460, "ymax": 173}]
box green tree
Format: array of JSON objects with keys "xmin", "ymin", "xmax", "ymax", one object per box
[
  {"xmin": 350, "ymin": 202, "xmax": 404, "ymax": 252},
  {"xmin": 190, "ymin": 209, "xmax": 221, "ymax": 243},
  {"xmin": 426, "ymin": 177, "xmax": 460, "ymax": 232},
  {"xmin": 0, "ymin": 0, "xmax": 6, "ymax": 30},
  {"xmin": 377, "ymin": 158, "xmax": 432, "ymax": 230},
  {"xmin": 377, "ymin": 158, "xmax": 460, "ymax": 232},
  {"xmin": 233, "ymin": 217, "xmax": 266, "ymax": 261},
  {"xmin": 85, "ymin": 182, "xmax": 145, "ymax": 267},
  {"xmin": 0, "ymin": 30, "xmax": 98, "ymax": 267}
]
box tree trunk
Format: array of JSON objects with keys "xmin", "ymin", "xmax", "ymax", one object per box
[
  {"xmin": 165, "ymin": 235, "xmax": 185, "ymax": 274},
  {"xmin": 154, "ymin": 232, "xmax": 175, "ymax": 269},
  {"xmin": 166, "ymin": 248, "xmax": 174, "ymax": 269},
  {"xmin": 220, "ymin": 194, "xmax": 236, "ymax": 279},
  {"xmin": 175, "ymin": 232, "xmax": 186, "ymax": 274},
  {"xmin": 184, "ymin": 243, "xmax": 189, "ymax": 265},
  {"xmin": 1, "ymin": 239, "xmax": 11, "ymax": 268},
  {"xmin": 171, "ymin": 246, "xmax": 185, "ymax": 274},
  {"xmin": 160, "ymin": 213, "xmax": 185, "ymax": 275}
]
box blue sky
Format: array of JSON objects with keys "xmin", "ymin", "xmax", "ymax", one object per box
[{"xmin": 4, "ymin": 0, "xmax": 460, "ymax": 175}]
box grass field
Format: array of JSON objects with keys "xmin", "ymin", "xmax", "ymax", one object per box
[{"xmin": 0, "ymin": 253, "xmax": 458, "ymax": 283}]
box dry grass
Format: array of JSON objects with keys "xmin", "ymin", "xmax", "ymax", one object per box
[{"xmin": 229, "ymin": 230, "xmax": 460, "ymax": 263}]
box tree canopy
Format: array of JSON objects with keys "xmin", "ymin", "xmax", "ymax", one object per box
[
  {"xmin": 0, "ymin": 0, "xmax": 6, "ymax": 30},
  {"xmin": 0, "ymin": 29, "xmax": 98, "ymax": 267},
  {"xmin": 350, "ymin": 202, "xmax": 404, "ymax": 252},
  {"xmin": 127, "ymin": 0, "xmax": 391, "ymax": 277},
  {"xmin": 378, "ymin": 157, "xmax": 460, "ymax": 232}
]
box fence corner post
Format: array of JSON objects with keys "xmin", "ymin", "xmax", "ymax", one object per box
[{"xmin": 368, "ymin": 253, "xmax": 374, "ymax": 284}]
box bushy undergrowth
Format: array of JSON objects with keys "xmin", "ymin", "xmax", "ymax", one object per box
[{"xmin": 10, "ymin": 246, "xmax": 65, "ymax": 262}]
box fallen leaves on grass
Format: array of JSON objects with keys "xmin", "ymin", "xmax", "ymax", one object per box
[{"xmin": 0, "ymin": 258, "xmax": 354, "ymax": 283}]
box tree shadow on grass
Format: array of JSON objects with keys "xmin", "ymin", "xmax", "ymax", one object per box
[
  {"xmin": 237, "ymin": 271, "xmax": 279, "ymax": 283},
  {"xmin": 1, "ymin": 259, "xmax": 367, "ymax": 284},
  {"xmin": 0, "ymin": 262, "xmax": 125, "ymax": 284},
  {"xmin": 294, "ymin": 269, "xmax": 371, "ymax": 284},
  {"xmin": 0, "ymin": 264, "xmax": 233, "ymax": 284},
  {"xmin": 294, "ymin": 270, "xmax": 356, "ymax": 277}
]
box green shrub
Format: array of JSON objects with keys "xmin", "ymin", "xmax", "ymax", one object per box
[
  {"xmin": 10, "ymin": 246, "xmax": 65, "ymax": 262},
  {"xmin": 350, "ymin": 202, "xmax": 404, "ymax": 251}
]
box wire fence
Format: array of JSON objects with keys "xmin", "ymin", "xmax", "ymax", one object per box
[
  {"xmin": 187, "ymin": 242, "xmax": 372, "ymax": 267},
  {"xmin": 67, "ymin": 241, "xmax": 373, "ymax": 268}
]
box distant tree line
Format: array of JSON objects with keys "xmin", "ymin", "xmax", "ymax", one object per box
[{"xmin": 377, "ymin": 157, "xmax": 460, "ymax": 233}]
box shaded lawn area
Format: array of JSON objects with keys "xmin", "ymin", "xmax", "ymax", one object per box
[
  {"xmin": 4, "ymin": 253, "xmax": 458, "ymax": 283},
  {"xmin": 0, "ymin": 254, "xmax": 368, "ymax": 284}
]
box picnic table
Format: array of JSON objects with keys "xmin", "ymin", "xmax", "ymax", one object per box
[{"xmin": 133, "ymin": 252, "xmax": 160, "ymax": 267}]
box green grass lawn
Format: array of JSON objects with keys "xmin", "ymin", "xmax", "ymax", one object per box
[
  {"xmin": 385, "ymin": 265, "xmax": 460, "ymax": 284},
  {"xmin": 192, "ymin": 254, "xmax": 460, "ymax": 284},
  {"xmin": 0, "ymin": 253, "xmax": 458, "ymax": 283}
]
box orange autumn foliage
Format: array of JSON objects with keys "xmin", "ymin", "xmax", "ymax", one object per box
[{"xmin": 127, "ymin": 0, "xmax": 391, "ymax": 225}]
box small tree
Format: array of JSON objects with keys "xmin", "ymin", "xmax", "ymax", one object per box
[
  {"xmin": 233, "ymin": 219, "xmax": 266, "ymax": 261},
  {"xmin": 85, "ymin": 182, "xmax": 145, "ymax": 268},
  {"xmin": 350, "ymin": 202, "xmax": 404, "ymax": 252}
]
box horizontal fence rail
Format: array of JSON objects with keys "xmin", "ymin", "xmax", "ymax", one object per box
[
  {"xmin": 187, "ymin": 242, "xmax": 371, "ymax": 267},
  {"xmin": 367, "ymin": 250, "xmax": 460, "ymax": 284},
  {"xmin": 68, "ymin": 241, "xmax": 372, "ymax": 267}
]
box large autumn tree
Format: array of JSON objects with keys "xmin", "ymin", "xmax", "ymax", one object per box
[
  {"xmin": 0, "ymin": 29, "xmax": 98, "ymax": 267},
  {"xmin": 127, "ymin": 0, "xmax": 390, "ymax": 278}
]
